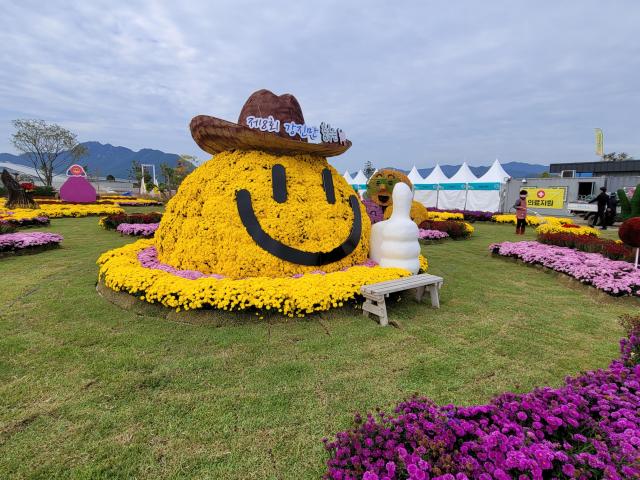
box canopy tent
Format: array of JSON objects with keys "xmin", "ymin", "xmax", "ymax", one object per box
[
  {"xmin": 438, "ymin": 162, "xmax": 478, "ymax": 210},
  {"xmin": 414, "ymin": 164, "xmax": 448, "ymax": 208},
  {"xmin": 407, "ymin": 166, "xmax": 424, "ymax": 186},
  {"xmin": 466, "ymin": 159, "xmax": 511, "ymax": 212},
  {"xmin": 343, "ymin": 170, "xmax": 353, "ymax": 184},
  {"xmin": 350, "ymin": 170, "xmax": 369, "ymax": 197}
]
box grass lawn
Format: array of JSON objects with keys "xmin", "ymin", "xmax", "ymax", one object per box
[{"xmin": 1, "ymin": 212, "xmax": 637, "ymax": 479}]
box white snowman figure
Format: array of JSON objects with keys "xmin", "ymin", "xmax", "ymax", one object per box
[{"xmin": 369, "ymin": 182, "xmax": 421, "ymax": 274}]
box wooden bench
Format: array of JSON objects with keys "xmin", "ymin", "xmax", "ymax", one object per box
[{"xmin": 360, "ymin": 274, "xmax": 444, "ymax": 326}]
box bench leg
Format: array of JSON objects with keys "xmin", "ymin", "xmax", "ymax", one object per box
[
  {"xmin": 414, "ymin": 286, "xmax": 425, "ymax": 303},
  {"xmin": 428, "ymin": 285, "xmax": 440, "ymax": 309},
  {"xmin": 362, "ymin": 295, "xmax": 388, "ymax": 326}
]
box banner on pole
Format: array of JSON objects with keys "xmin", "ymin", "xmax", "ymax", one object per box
[
  {"xmin": 523, "ymin": 187, "xmax": 566, "ymax": 209},
  {"xmin": 595, "ymin": 128, "xmax": 604, "ymax": 157}
]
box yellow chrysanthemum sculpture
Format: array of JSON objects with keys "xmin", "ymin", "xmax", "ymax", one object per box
[
  {"xmin": 97, "ymin": 89, "xmax": 427, "ymax": 317},
  {"xmin": 155, "ymin": 150, "xmax": 370, "ymax": 278}
]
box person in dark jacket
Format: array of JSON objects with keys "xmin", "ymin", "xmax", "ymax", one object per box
[
  {"xmin": 589, "ymin": 186, "xmax": 609, "ymax": 229},
  {"xmin": 605, "ymin": 193, "xmax": 618, "ymax": 228}
]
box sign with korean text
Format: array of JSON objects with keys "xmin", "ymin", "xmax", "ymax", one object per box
[
  {"xmin": 244, "ymin": 116, "xmax": 347, "ymax": 144},
  {"xmin": 523, "ymin": 187, "xmax": 566, "ymax": 209}
]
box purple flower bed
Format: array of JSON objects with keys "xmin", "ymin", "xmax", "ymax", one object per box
[
  {"xmin": 324, "ymin": 327, "xmax": 640, "ymax": 479},
  {"xmin": 116, "ymin": 223, "xmax": 159, "ymax": 237},
  {"xmin": 419, "ymin": 229, "xmax": 450, "ymax": 240},
  {"xmin": 429, "ymin": 208, "xmax": 496, "ymax": 222},
  {"xmin": 0, "ymin": 232, "xmax": 63, "ymax": 253},
  {"xmin": 491, "ymin": 241, "xmax": 640, "ymax": 296},
  {"xmin": 363, "ymin": 199, "xmax": 384, "ymax": 224}
]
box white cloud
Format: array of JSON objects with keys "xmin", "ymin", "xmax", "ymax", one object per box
[{"xmin": 0, "ymin": 0, "xmax": 639, "ymax": 171}]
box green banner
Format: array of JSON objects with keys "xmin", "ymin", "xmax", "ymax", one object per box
[{"xmin": 468, "ymin": 182, "xmax": 501, "ymax": 191}]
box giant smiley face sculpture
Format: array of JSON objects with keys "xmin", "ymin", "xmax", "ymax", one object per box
[{"xmin": 154, "ymin": 90, "xmax": 371, "ymax": 278}]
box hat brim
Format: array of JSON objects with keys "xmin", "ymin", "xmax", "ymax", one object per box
[{"xmin": 190, "ymin": 115, "xmax": 352, "ymax": 157}]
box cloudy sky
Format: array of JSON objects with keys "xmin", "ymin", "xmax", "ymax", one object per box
[{"xmin": 1, "ymin": 1, "xmax": 639, "ymax": 171}]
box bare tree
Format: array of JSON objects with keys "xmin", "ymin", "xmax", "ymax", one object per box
[{"xmin": 10, "ymin": 119, "xmax": 87, "ymax": 187}]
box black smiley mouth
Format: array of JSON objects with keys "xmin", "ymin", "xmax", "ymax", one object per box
[
  {"xmin": 377, "ymin": 194, "xmax": 390, "ymax": 204},
  {"xmin": 235, "ymin": 189, "xmax": 362, "ymax": 266}
]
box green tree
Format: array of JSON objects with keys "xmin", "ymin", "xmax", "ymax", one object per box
[
  {"xmin": 539, "ymin": 171, "xmax": 551, "ymax": 178},
  {"xmin": 160, "ymin": 155, "xmax": 197, "ymax": 191},
  {"xmin": 129, "ymin": 160, "xmax": 152, "ymax": 186},
  {"xmin": 10, "ymin": 119, "xmax": 87, "ymax": 187}
]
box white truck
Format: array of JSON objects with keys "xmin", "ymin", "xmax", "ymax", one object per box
[{"xmin": 567, "ymin": 201, "xmax": 598, "ymax": 222}]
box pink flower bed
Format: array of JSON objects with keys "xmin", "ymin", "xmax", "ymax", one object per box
[
  {"xmin": 418, "ymin": 229, "xmax": 449, "ymax": 240},
  {"xmin": 137, "ymin": 246, "xmax": 379, "ymax": 280},
  {"xmin": 0, "ymin": 232, "xmax": 63, "ymax": 253},
  {"xmin": 116, "ymin": 223, "xmax": 159, "ymax": 237},
  {"xmin": 491, "ymin": 241, "xmax": 640, "ymax": 296}
]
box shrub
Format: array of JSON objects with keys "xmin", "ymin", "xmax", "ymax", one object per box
[
  {"xmin": 32, "ymin": 185, "xmax": 57, "ymax": 197},
  {"xmin": 100, "ymin": 212, "xmax": 163, "ymax": 230},
  {"xmin": 419, "ymin": 220, "xmax": 473, "ymax": 239},
  {"xmin": 619, "ymin": 217, "xmax": 640, "ymax": 248},
  {"xmin": 617, "ymin": 184, "xmax": 640, "ymax": 220},
  {"xmin": 0, "ymin": 221, "xmax": 17, "ymax": 234}
]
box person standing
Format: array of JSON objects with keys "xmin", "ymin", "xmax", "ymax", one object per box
[
  {"xmin": 513, "ymin": 190, "xmax": 528, "ymax": 235},
  {"xmin": 589, "ymin": 186, "xmax": 609, "ymax": 229}
]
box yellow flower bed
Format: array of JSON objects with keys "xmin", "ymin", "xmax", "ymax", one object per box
[
  {"xmin": 0, "ymin": 209, "xmax": 44, "ymax": 222},
  {"xmin": 491, "ymin": 214, "xmax": 572, "ymax": 226},
  {"xmin": 426, "ymin": 211, "xmax": 464, "ymax": 221},
  {"xmin": 0, "ymin": 198, "xmax": 123, "ymax": 218},
  {"xmin": 155, "ymin": 150, "xmax": 372, "ymax": 278},
  {"xmin": 37, "ymin": 203, "xmax": 124, "ymax": 218},
  {"xmin": 536, "ymin": 222, "xmax": 601, "ymax": 237},
  {"xmin": 98, "ymin": 239, "xmax": 425, "ymax": 317}
]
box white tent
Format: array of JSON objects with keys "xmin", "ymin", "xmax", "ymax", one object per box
[
  {"xmin": 438, "ymin": 162, "xmax": 478, "ymax": 210},
  {"xmin": 414, "ymin": 164, "xmax": 448, "ymax": 208},
  {"xmin": 343, "ymin": 170, "xmax": 353, "ymax": 184},
  {"xmin": 466, "ymin": 159, "xmax": 511, "ymax": 212},
  {"xmin": 407, "ymin": 166, "xmax": 424, "ymax": 186},
  {"xmin": 351, "ymin": 170, "xmax": 369, "ymax": 197}
]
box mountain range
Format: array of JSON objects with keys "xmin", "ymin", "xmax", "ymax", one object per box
[
  {"xmin": 0, "ymin": 141, "xmax": 548, "ymax": 180},
  {"xmin": 0, "ymin": 141, "xmax": 180, "ymax": 179}
]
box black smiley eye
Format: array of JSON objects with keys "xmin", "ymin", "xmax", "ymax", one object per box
[
  {"xmin": 322, "ymin": 168, "xmax": 335, "ymax": 204},
  {"xmin": 272, "ymin": 164, "xmax": 287, "ymax": 203}
]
